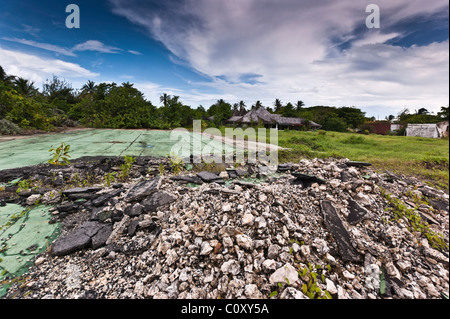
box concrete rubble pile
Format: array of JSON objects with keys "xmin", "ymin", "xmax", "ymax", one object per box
[{"xmin": 1, "ymin": 157, "xmax": 448, "ymax": 299}]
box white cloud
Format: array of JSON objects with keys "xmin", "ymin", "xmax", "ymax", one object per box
[
  {"xmin": 1, "ymin": 38, "xmax": 126, "ymax": 56},
  {"xmin": 109, "ymin": 0, "xmax": 449, "ymax": 117},
  {"xmin": 128, "ymin": 50, "xmax": 142, "ymax": 55},
  {"xmin": 1, "ymin": 37, "xmax": 76, "ymax": 56},
  {"xmin": 0, "ymin": 46, "xmax": 99, "ymax": 89},
  {"xmin": 72, "ymin": 40, "xmax": 122, "ymax": 53}
]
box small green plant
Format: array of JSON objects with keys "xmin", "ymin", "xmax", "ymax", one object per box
[
  {"xmin": 48, "ymin": 142, "xmax": 71, "ymax": 165},
  {"xmin": 118, "ymin": 155, "xmax": 135, "ymax": 181},
  {"xmin": 104, "ymin": 172, "xmax": 117, "ymax": 187},
  {"xmin": 269, "ymin": 281, "xmax": 284, "ymax": 298},
  {"xmin": 168, "ymin": 153, "xmax": 184, "ymax": 175},
  {"xmin": 16, "ymin": 179, "xmax": 32, "ymax": 193},
  {"xmin": 158, "ymin": 163, "xmax": 165, "ymax": 176},
  {"xmin": 298, "ymin": 263, "xmax": 332, "ymax": 299}
]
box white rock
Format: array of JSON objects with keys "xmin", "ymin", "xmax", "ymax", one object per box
[
  {"xmin": 280, "ymin": 287, "xmax": 308, "ymax": 299},
  {"xmin": 242, "ymin": 213, "xmax": 254, "ymax": 226},
  {"xmin": 200, "ymin": 241, "xmax": 213, "ymax": 255},
  {"xmin": 134, "ymin": 281, "xmax": 145, "ymax": 297},
  {"xmin": 354, "ymin": 192, "xmax": 372, "ymax": 206},
  {"xmin": 342, "ymin": 270, "xmax": 355, "ymax": 280},
  {"xmin": 325, "ymin": 278, "xmax": 338, "ymax": 295},
  {"xmin": 269, "ymin": 263, "xmax": 299, "ymax": 285},
  {"xmin": 41, "ymin": 190, "xmax": 61, "ymax": 204},
  {"xmin": 254, "ymin": 216, "xmax": 267, "ymax": 228},
  {"xmin": 235, "ymin": 234, "xmax": 253, "ymax": 250},
  {"xmin": 222, "ymin": 204, "xmax": 232, "ymax": 212},
  {"xmin": 26, "ymin": 194, "xmax": 41, "ymax": 206},
  {"xmin": 244, "ymin": 284, "xmax": 263, "ymax": 299},
  {"xmin": 221, "ymin": 260, "xmax": 241, "ymax": 275},
  {"xmin": 258, "ymin": 193, "xmax": 267, "ymax": 202},
  {"xmin": 262, "ymin": 259, "xmax": 277, "ymax": 272},
  {"xmin": 35, "ymin": 257, "xmax": 46, "ymax": 266},
  {"xmin": 223, "ymin": 236, "xmax": 234, "ymax": 248},
  {"xmin": 300, "ymin": 245, "xmax": 310, "ymax": 258},
  {"xmin": 365, "ymin": 264, "xmax": 380, "ymax": 291},
  {"xmin": 219, "ymin": 171, "xmax": 228, "ymax": 179}
]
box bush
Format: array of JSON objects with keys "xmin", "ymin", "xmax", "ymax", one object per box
[
  {"xmin": 341, "ymin": 135, "xmax": 367, "ymax": 144},
  {"xmin": 0, "ymin": 118, "xmax": 22, "ymax": 135},
  {"xmin": 322, "ymin": 117, "xmax": 348, "ymax": 132}
]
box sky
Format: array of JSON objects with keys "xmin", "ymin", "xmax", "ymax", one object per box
[{"xmin": 0, "ymin": 0, "xmax": 448, "ymax": 119}]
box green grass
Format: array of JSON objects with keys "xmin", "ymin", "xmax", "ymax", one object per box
[
  {"xmin": 210, "ymin": 126, "xmax": 449, "ymax": 190},
  {"xmin": 278, "ymin": 131, "xmax": 449, "ymax": 190}
]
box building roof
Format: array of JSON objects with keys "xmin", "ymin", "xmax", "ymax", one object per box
[
  {"xmin": 237, "ymin": 107, "xmax": 277, "ymax": 124},
  {"xmin": 226, "ymin": 106, "xmax": 321, "ymax": 128}
]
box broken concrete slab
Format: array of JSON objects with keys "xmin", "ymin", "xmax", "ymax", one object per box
[
  {"xmin": 427, "ymin": 198, "xmax": 449, "ymax": 213},
  {"xmin": 141, "ymin": 191, "xmax": 177, "ymax": 212},
  {"xmin": 124, "ymin": 177, "xmax": 161, "ymax": 202},
  {"xmin": 61, "ymin": 187, "xmax": 103, "ymax": 195},
  {"xmin": 291, "ymin": 172, "xmax": 327, "ymax": 187},
  {"xmin": 51, "ymin": 221, "xmax": 113, "ymax": 256},
  {"xmin": 320, "ymin": 200, "xmax": 361, "ymax": 263},
  {"xmin": 347, "ymin": 198, "xmax": 371, "ymax": 225},
  {"xmin": 340, "ymin": 171, "xmax": 351, "ymax": 183},
  {"xmin": 346, "ymin": 161, "xmax": 372, "ymax": 167},
  {"xmin": 91, "ymin": 189, "xmax": 123, "ymax": 207},
  {"xmin": 277, "ymin": 163, "xmax": 294, "ymax": 172},
  {"xmin": 197, "ymin": 171, "xmax": 223, "ymax": 183},
  {"xmin": 124, "ymin": 203, "xmax": 144, "ymax": 217},
  {"xmin": 170, "ymin": 175, "xmax": 204, "ymax": 185}
]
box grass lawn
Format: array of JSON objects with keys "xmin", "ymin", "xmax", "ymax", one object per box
[{"xmin": 213, "ymin": 126, "xmax": 449, "ymax": 190}]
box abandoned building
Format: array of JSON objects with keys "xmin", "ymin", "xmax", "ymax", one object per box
[
  {"xmin": 364, "ymin": 121, "xmax": 404, "ymax": 135},
  {"xmin": 227, "ymin": 107, "xmax": 321, "ymax": 130},
  {"xmin": 405, "ymin": 121, "xmax": 449, "ymax": 138}
]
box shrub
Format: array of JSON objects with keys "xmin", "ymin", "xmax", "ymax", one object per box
[
  {"xmin": 341, "ymin": 135, "xmax": 367, "ymax": 144},
  {"xmin": 0, "ymin": 118, "xmax": 22, "ymax": 135}
]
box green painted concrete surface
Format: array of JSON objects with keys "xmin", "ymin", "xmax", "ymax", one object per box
[
  {"xmin": 0, "ymin": 129, "xmax": 237, "ymax": 170},
  {"xmin": 0, "ymin": 204, "xmax": 60, "ymax": 297}
]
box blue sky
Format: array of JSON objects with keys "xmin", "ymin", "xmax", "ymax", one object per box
[{"xmin": 0, "ymin": 0, "xmax": 448, "ymax": 118}]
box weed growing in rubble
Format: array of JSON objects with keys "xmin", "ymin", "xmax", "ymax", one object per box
[
  {"xmin": 118, "ymin": 156, "xmax": 135, "ymax": 181},
  {"xmin": 48, "ymin": 142, "xmax": 71, "ymax": 165},
  {"xmin": 104, "ymin": 172, "xmax": 117, "ymax": 187},
  {"xmin": 15, "ymin": 179, "xmax": 32, "ymax": 193},
  {"xmin": 158, "ymin": 163, "xmax": 165, "ymax": 176},
  {"xmin": 381, "ymin": 188, "xmax": 448, "ymax": 251},
  {"xmin": 298, "ymin": 263, "xmax": 332, "ymax": 299},
  {"xmin": 168, "ymin": 153, "xmax": 183, "ymax": 175}
]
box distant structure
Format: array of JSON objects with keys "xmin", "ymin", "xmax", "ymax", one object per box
[
  {"xmin": 364, "ymin": 121, "xmax": 404, "ymax": 135},
  {"xmin": 405, "ymin": 121, "xmax": 449, "ymax": 138},
  {"xmin": 227, "ymin": 107, "xmax": 321, "ymax": 130}
]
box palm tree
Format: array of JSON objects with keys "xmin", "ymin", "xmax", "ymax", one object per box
[
  {"xmin": 13, "ymin": 77, "xmax": 37, "ymax": 97},
  {"xmin": 160, "ymin": 93, "xmax": 170, "ymax": 107},
  {"xmin": 81, "ymin": 80, "xmax": 96, "ymax": 95},
  {"xmin": 0, "ymin": 66, "xmax": 16, "ymax": 85},
  {"xmin": 122, "ymin": 82, "xmax": 134, "ymax": 89},
  {"xmin": 252, "ymin": 100, "xmax": 262, "ymax": 110},
  {"xmin": 295, "ymin": 100, "xmax": 305, "ymax": 111},
  {"xmin": 274, "ymin": 99, "xmax": 282, "ymax": 113},
  {"xmin": 239, "ymin": 101, "xmax": 247, "ymax": 113}
]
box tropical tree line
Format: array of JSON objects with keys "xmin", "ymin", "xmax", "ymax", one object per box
[{"xmin": 1, "ymin": 66, "xmax": 447, "ymax": 134}]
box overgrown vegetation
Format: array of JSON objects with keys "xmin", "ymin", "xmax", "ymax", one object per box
[
  {"xmin": 381, "ymin": 188, "xmax": 448, "ymax": 251},
  {"xmin": 4, "ymin": 65, "xmax": 446, "ymax": 135},
  {"xmin": 274, "ymin": 130, "xmax": 449, "ymax": 191}
]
